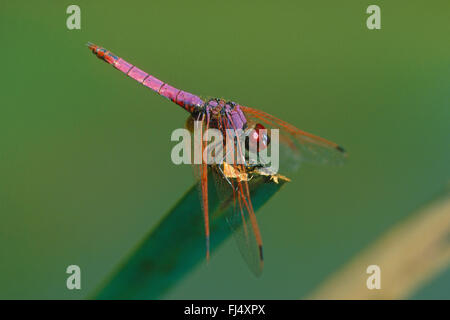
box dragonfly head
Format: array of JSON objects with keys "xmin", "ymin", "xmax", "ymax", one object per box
[{"xmin": 245, "ymin": 123, "xmax": 270, "ymax": 152}]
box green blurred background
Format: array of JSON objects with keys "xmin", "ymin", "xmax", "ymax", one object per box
[{"xmin": 0, "ymin": 1, "xmax": 449, "ymax": 299}]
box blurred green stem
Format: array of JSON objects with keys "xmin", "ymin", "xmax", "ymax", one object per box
[
  {"xmin": 309, "ymin": 188, "xmax": 450, "ymax": 299},
  {"xmin": 93, "ymin": 173, "xmax": 286, "ymax": 299}
]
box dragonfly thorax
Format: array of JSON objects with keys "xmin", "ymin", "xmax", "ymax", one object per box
[{"xmin": 194, "ymin": 98, "xmax": 248, "ymax": 132}]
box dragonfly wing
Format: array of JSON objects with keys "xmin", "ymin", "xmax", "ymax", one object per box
[
  {"xmin": 241, "ymin": 106, "xmax": 347, "ymax": 169},
  {"xmin": 202, "ymin": 105, "xmax": 264, "ymax": 276},
  {"xmin": 211, "ymin": 165, "xmax": 264, "ymax": 276},
  {"xmin": 190, "ymin": 115, "xmax": 211, "ymax": 260}
]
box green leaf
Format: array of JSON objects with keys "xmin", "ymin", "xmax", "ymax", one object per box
[{"xmin": 94, "ymin": 173, "xmax": 287, "ymax": 299}]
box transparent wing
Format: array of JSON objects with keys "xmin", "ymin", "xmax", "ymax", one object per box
[
  {"xmin": 211, "ymin": 165, "xmax": 264, "ymax": 276},
  {"xmin": 208, "ymin": 108, "xmax": 265, "ymax": 276},
  {"xmin": 188, "ymin": 114, "xmax": 212, "ymax": 260},
  {"xmin": 241, "ymin": 106, "xmax": 347, "ymax": 170}
]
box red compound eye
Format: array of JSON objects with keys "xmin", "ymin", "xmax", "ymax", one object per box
[
  {"xmin": 245, "ymin": 123, "xmax": 270, "ymax": 151},
  {"xmin": 254, "ymin": 123, "xmax": 263, "ymax": 130}
]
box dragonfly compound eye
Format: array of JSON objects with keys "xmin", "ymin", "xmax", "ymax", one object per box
[{"xmin": 245, "ymin": 123, "xmax": 270, "ymax": 152}]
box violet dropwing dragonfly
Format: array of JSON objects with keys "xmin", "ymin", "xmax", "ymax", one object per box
[{"xmin": 87, "ymin": 43, "xmax": 347, "ymax": 276}]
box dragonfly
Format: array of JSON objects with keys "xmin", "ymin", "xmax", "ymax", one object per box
[{"xmin": 87, "ymin": 42, "xmax": 347, "ymax": 276}]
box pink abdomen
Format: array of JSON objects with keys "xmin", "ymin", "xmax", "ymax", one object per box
[{"xmin": 88, "ymin": 43, "xmax": 204, "ymax": 113}]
